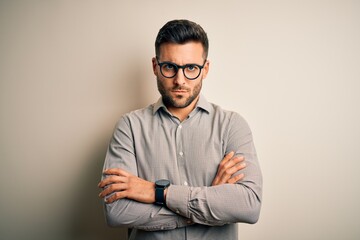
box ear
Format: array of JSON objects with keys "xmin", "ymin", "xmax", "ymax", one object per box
[
  {"xmin": 152, "ymin": 57, "xmax": 157, "ymax": 76},
  {"xmin": 202, "ymin": 60, "xmax": 210, "ymax": 79}
]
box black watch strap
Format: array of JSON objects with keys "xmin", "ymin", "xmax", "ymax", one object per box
[
  {"xmin": 155, "ymin": 179, "xmax": 170, "ymax": 206},
  {"xmin": 155, "ymin": 187, "xmax": 166, "ymax": 205}
]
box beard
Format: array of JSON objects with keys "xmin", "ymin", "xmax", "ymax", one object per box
[{"xmin": 157, "ymin": 77, "xmax": 202, "ymax": 109}]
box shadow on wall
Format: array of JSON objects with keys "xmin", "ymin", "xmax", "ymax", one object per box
[
  {"xmin": 69, "ymin": 141, "xmax": 128, "ymax": 240},
  {"xmin": 68, "ymin": 58, "xmax": 154, "ymax": 240}
]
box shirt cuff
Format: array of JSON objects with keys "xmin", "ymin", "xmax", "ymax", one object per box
[{"xmin": 166, "ymin": 185, "xmax": 191, "ymax": 219}]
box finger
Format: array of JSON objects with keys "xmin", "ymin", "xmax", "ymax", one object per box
[
  {"xmin": 99, "ymin": 183, "xmax": 128, "ymax": 198},
  {"xmin": 98, "ymin": 175, "xmax": 128, "ymax": 188},
  {"xmin": 223, "ymin": 156, "xmax": 244, "ymax": 169},
  {"xmin": 236, "ymin": 161, "xmax": 246, "ymax": 171},
  {"xmin": 219, "ymin": 151, "xmax": 235, "ymax": 166},
  {"xmin": 104, "ymin": 191, "xmax": 128, "ymax": 204},
  {"xmin": 217, "ymin": 152, "xmax": 235, "ymax": 173},
  {"xmin": 98, "ymin": 176, "xmax": 127, "ymax": 188},
  {"xmin": 212, "ymin": 153, "xmax": 243, "ymax": 186},
  {"xmin": 227, "ymin": 173, "xmax": 245, "ymax": 184},
  {"xmin": 218, "ymin": 156, "xmax": 244, "ymax": 178},
  {"xmin": 211, "ymin": 176, "xmax": 220, "ymax": 186},
  {"xmin": 218, "ymin": 162, "xmax": 246, "ymax": 184},
  {"xmin": 224, "ymin": 151, "xmax": 235, "ymax": 161},
  {"xmin": 103, "ymin": 168, "xmax": 130, "ymax": 177}
]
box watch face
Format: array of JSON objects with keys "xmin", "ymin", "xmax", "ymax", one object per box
[{"xmin": 156, "ymin": 179, "xmax": 170, "ymax": 187}]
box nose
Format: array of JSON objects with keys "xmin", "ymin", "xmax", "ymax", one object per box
[{"xmin": 173, "ymin": 69, "xmax": 186, "ymax": 85}]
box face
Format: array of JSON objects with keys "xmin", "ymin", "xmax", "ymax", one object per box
[{"xmin": 152, "ymin": 42, "xmax": 209, "ymax": 110}]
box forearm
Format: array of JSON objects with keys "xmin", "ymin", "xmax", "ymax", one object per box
[
  {"xmin": 101, "ymin": 119, "xmax": 194, "ymax": 231},
  {"xmin": 166, "ymin": 116, "xmax": 263, "ymax": 227},
  {"xmin": 166, "ymin": 181, "xmax": 261, "ymax": 226},
  {"xmin": 104, "ymin": 198, "xmax": 193, "ymax": 231},
  {"xmin": 101, "ymin": 161, "xmax": 194, "ymax": 231}
]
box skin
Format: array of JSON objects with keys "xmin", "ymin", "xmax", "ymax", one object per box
[
  {"xmin": 98, "ymin": 42, "xmax": 247, "ymax": 204},
  {"xmin": 154, "ymin": 42, "xmax": 208, "ymax": 121}
]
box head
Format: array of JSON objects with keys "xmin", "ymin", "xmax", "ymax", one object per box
[
  {"xmin": 155, "ymin": 19, "xmax": 209, "ymax": 59},
  {"xmin": 152, "ymin": 19, "xmax": 210, "ymax": 110}
]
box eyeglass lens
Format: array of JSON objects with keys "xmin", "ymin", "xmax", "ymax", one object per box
[{"xmin": 160, "ymin": 63, "xmax": 202, "ymax": 80}]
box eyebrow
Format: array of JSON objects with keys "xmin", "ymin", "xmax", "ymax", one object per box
[{"xmin": 157, "ymin": 58, "xmax": 206, "ymax": 66}]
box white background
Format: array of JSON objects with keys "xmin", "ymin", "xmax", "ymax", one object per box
[{"xmin": 1, "ymin": 1, "xmax": 359, "ymax": 239}]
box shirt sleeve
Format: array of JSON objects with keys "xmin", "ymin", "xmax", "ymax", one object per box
[
  {"xmin": 101, "ymin": 117, "xmax": 193, "ymax": 231},
  {"xmin": 165, "ymin": 112, "xmax": 263, "ymax": 226}
]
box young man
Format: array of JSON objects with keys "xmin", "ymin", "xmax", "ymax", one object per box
[{"xmin": 98, "ymin": 19, "xmax": 262, "ymax": 240}]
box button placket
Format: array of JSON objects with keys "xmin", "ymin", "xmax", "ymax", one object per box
[{"xmin": 175, "ymin": 123, "xmax": 186, "ymax": 186}]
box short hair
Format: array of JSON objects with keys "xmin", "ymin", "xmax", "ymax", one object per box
[{"xmin": 155, "ymin": 19, "xmax": 209, "ymax": 59}]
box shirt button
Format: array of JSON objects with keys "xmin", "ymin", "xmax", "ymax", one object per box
[
  {"xmin": 184, "ymin": 181, "xmax": 188, "ymax": 186},
  {"xmin": 179, "ymin": 151, "xmax": 183, "ymax": 156},
  {"xmin": 178, "ymin": 125, "xmax": 182, "ymax": 129},
  {"xmin": 187, "ymin": 220, "xmax": 192, "ymax": 224},
  {"xmin": 176, "ymin": 209, "xmax": 180, "ymax": 214}
]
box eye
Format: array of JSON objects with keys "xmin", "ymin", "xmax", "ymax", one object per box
[
  {"xmin": 186, "ymin": 65, "xmax": 199, "ymax": 72},
  {"xmin": 163, "ymin": 63, "xmax": 176, "ymax": 70}
]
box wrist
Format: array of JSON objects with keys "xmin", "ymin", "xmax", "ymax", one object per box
[{"xmin": 155, "ymin": 179, "xmax": 170, "ymax": 206}]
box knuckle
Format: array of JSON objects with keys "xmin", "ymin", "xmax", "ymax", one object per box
[
  {"xmin": 237, "ymin": 165, "xmax": 243, "ymax": 171},
  {"xmin": 102, "ymin": 189, "xmax": 109, "ymax": 196},
  {"xmin": 114, "ymin": 192, "xmax": 121, "ymax": 199},
  {"xmin": 234, "ymin": 158, "xmax": 241, "ymax": 163}
]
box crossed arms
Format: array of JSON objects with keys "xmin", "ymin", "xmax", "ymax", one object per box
[
  {"xmin": 98, "ymin": 113, "xmax": 262, "ymax": 230},
  {"xmin": 98, "ymin": 151, "xmax": 244, "ymax": 204}
]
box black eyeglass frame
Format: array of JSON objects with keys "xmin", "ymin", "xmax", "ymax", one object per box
[{"xmin": 156, "ymin": 57, "xmax": 207, "ymax": 80}]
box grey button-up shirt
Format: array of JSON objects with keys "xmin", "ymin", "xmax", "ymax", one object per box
[{"xmin": 102, "ymin": 95, "xmax": 262, "ymax": 240}]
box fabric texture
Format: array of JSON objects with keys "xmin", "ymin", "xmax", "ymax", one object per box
[{"xmin": 102, "ymin": 95, "xmax": 262, "ymax": 240}]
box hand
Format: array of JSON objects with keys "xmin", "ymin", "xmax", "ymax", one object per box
[
  {"xmin": 98, "ymin": 168, "xmax": 155, "ymax": 204},
  {"xmin": 211, "ymin": 151, "xmax": 246, "ymax": 186}
]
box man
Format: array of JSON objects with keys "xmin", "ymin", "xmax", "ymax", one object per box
[{"xmin": 98, "ymin": 19, "xmax": 262, "ymax": 240}]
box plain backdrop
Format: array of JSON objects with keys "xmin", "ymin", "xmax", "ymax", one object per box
[{"xmin": 1, "ymin": 1, "xmax": 359, "ymax": 240}]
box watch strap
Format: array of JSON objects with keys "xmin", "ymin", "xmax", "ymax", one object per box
[
  {"xmin": 155, "ymin": 179, "xmax": 170, "ymax": 206},
  {"xmin": 155, "ymin": 187, "xmax": 166, "ymax": 206}
]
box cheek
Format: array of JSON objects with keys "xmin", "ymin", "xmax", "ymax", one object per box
[
  {"xmin": 159, "ymin": 79, "xmax": 170, "ymax": 88},
  {"xmin": 157, "ymin": 78, "xmax": 169, "ymax": 91},
  {"xmin": 192, "ymin": 79, "xmax": 202, "ymax": 92}
]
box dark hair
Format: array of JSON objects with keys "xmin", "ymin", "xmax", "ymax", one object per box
[{"xmin": 155, "ymin": 19, "xmax": 209, "ymax": 59}]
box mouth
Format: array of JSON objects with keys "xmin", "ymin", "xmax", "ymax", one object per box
[
  {"xmin": 171, "ymin": 90, "xmax": 188, "ymax": 96},
  {"xmin": 171, "ymin": 87, "xmax": 188, "ymax": 93}
]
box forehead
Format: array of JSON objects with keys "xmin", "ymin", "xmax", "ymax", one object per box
[{"xmin": 158, "ymin": 42, "xmax": 205, "ymax": 63}]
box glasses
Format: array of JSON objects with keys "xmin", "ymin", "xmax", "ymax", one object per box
[{"xmin": 156, "ymin": 57, "xmax": 207, "ymax": 80}]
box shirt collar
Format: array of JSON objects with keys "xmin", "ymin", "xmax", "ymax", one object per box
[{"xmin": 153, "ymin": 94, "xmax": 211, "ymax": 115}]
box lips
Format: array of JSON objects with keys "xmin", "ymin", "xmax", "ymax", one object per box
[{"xmin": 171, "ymin": 87, "xmax": 189, "ymax": 93}]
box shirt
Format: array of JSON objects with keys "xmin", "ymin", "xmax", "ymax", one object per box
[{"xmin": 102, "ymin": 95, "xmax": 262, "ymax": 240}]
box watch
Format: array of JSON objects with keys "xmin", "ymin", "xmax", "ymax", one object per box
[{"xmin": 155, "ymin": 179, "xmax": 170, "ymax": 206}]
